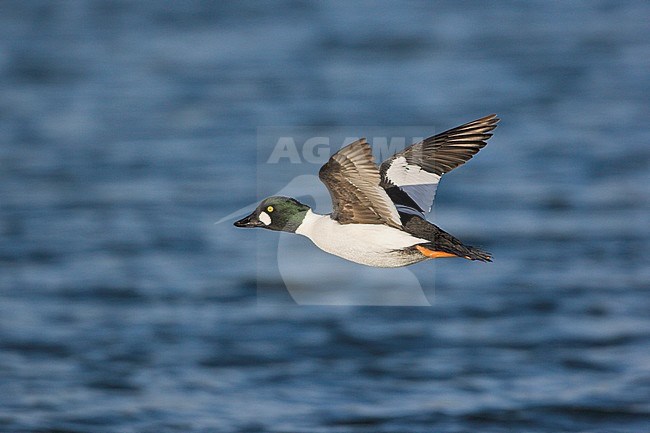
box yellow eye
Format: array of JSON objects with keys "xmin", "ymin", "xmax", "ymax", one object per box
[{"xmin": 267, "ymin": 206, "xmax": 274, "ymax": 213}]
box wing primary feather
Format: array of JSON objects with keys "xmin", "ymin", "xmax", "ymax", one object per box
[
  {"xmin": 319, "ymin": 139, "xmax": 402, "ymax": 228},
  {"xmin": 379, "ymin": 114, "xmax": 498, "ymax": 216}
]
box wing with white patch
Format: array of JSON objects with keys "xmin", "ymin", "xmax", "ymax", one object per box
[
  {"xmin": 380, "ymin": 114, "xmax": 499, "ymax": 217},
  {"xmin": 319, "ymin": 138, "xmax": 403, "ymax": 229}
]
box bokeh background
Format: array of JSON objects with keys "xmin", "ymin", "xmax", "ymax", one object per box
[{"xmin": 1, "ymin": 1, "xmax": 650, "ymax": 432}]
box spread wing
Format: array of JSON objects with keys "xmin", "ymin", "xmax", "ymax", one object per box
[
  {"xmin": 380, "ymin": 114, "xmax": 499, "ymax": 217},
  {"xmin": 319, "ymin": 138, "xmax": 402, "ymax": 229}
]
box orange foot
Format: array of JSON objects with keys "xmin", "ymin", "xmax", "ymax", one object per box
[{"xmin": 416, "ymin": 245, "xmax": 459, "ymax": 259}]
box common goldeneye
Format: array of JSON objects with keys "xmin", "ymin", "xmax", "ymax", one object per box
[{"xmin": 235, "ymin": 115, "xmax": 498, "ymax": 267}]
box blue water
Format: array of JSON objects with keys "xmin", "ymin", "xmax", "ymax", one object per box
[{"xmin": 1, "ymin": 1, "xmax": 650, "ymax": 432}]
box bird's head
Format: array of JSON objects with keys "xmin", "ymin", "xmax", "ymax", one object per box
[{"xmin": 234, "ymin": 196, "xmax": 310, "ymax": 233}]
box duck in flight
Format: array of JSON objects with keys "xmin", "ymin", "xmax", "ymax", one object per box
[{"xmin": 235, "ymin": 115, "xmax": 498, "ymax": 267}]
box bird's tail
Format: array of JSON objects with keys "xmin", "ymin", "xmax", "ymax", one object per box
[
  {"xmin": 462, "ymin": 245, "xmax": 492, "ymax": 262},
  {"xmin": 416, "ymin": 227, "xmax": 492, "ymax": 262}
]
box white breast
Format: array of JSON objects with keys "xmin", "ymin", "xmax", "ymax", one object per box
[{"xmin": 295, "ymin": 210, "xmax": 428, "ymax": 267}]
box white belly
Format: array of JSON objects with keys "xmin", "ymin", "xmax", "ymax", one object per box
[{"xmin": 295, "ymin": 211, "xmax": 428, "ymax": 267}]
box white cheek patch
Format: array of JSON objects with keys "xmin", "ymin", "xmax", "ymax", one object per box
[{"xmin": 259, "ymin": 211, "xmax": 272, "ymax": 226}]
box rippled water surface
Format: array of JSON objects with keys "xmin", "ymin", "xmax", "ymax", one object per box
[{"xmin": 1, "ymin": 1, "xmax": 650, "ymax": 432}]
